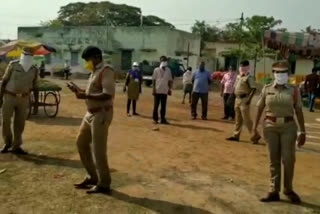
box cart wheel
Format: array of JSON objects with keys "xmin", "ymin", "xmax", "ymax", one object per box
[
  {"xmin": 26, "ymin": 95, "xmax": 33, "ymax": 120},
  {"xmin": 44, "ymin": 92, "xmax": 59, "ymax": 118},
  {"xmin": 56, "ymin": 92, "xmax": 61, "ymax": 104}
]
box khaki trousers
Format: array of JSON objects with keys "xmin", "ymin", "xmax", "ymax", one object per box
[
  {"xmin": 76, "ymin": 109, "xmax": 113, "ymax": 188},
  {"xmin": 2, "ymin": 94, "xmax": 29, "ymax": 149},
  {"xmin": 233, "ymin": 98, "xmax": 253, "ymax": 138},
  {"xmin": 263, "ymin": 121, "xmax": 297, "ymax": 193}
]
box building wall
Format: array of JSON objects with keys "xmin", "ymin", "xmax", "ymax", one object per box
[
  {"xmin": 203, "ymin": 41, "xmax": 314, "ymax": 77},
  {"xmin": 18, "ymin": 26, "xmax": 201, "ymax": 73}
]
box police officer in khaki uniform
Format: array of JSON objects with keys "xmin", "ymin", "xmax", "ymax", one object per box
[
  {"xmin": 0, "ymin": 48, "xmax": 38, "ymax": 154},
  {"xmin": 68, "ymin": 46, "xmax": 115, "ymax": 194},
  {"xmin": 253, "ymin": 61, "xmax": 306, "ymax": 204},
  {"xmin": 227, "ymin": 60, "xmax": 261, "ymax": 143}
]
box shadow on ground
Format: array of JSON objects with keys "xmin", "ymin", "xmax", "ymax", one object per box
[
  {"xmin": 28, "ymin": 116, "xmax": 83, "ymax": 126},
  {"xmin": 111, "ymin": 190, "xmax": 213, "ymax": 214},
  {"xmin": 17, "ymin": 153, "xmax": 116, "ymax": 172}
]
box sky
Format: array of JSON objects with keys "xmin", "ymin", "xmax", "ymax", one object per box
[{"xmin": 0, "ymin": 0, "xmax": 320, "ymax": 39}]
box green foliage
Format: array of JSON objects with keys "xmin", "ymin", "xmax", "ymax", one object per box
[
  {"xmin": 42, "ymin": 1, "xmax": 173, "ymax": 28},
  {"xmin": 191, "ymin": 20, "xmax": 221, "ymax": 52}
]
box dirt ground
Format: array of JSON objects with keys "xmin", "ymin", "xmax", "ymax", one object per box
[{"xmin": 0, "ymin": 78, "xmax": 320, "ymax": 214}]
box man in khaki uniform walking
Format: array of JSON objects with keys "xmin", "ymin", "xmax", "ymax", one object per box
[
  {"xmin": 68, "ymin": 46, "xmax": 115, "ymax": 194},
  {"xmin": 227, "ymin": 60, "xmax": 260, "ymax": 143},
  {"xmin": 0, "ymin": 48, "xmax": 38, "ymax": 154},
  {"xmin": 252, "ymin": 61, "xmax": 306, "ymax": 204}
]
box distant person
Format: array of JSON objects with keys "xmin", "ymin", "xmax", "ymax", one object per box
[
  {"xmin": 68, "ymin": 46, "xmax": 115, "ymax": 194},
  {"xmin": 123, "ymin": 62, "xmax": 142, "ymax": 116},
  {"xmin": 191, "ymin": 61, "xmax": 211, "ymax": 120},
  {"xmin": 64, "ymin": 60, "xmax": 70, "ymax": 80},
  {"xmin": 220, "ymin": 66, "xmax": 237, "ymax": 120},
  {"xmin": 226, "ymin": 60, "xmax": 261, "ymax": 144},
  {"xmin": 182, "ymin": 66, "xmax": 193, "ymax": 104},
  {"xmin": 253, "ymin": 61, "xmax": 306, "ymax": 204},
  {"xmin": 39, "ymin": 61, "xmax": 45, "ymax": 79},
  {"xmin": 304, "ymin": 68, "xmax": 320, "ymax": 112},
  {"xmin": 152, "ymin": 56, "xmax": 173, "ymax": 125},
  {"xmin": 288, "ymin": 51, "xmax": 296, "ymax": 74}
]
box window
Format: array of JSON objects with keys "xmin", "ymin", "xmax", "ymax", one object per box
[{"xmin": 71, "ymin": 51, "xmax": 79, "ymax": 66}]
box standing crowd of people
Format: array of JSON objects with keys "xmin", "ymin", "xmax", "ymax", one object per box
[{"xmin": 0, "ymin": 46, "xmax": 310, "ymax": 204}]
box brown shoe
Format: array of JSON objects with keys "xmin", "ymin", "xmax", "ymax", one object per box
[
  {"xmin": 284, "ymin": 191, "xmax": 301, "ymax": 204},
  {"xmin": 260, "ymin": 192, "xmax": 280, "ymax": 202},
  {"xmin": 251, "ymin": 135, "xmax": 261, "ymax": 144},
  {"xmin": 86, "ymin": 185, "xmax": 111, "ymax": 195},
  {"xmin": 74, "ymin": 178, "xmax": 97, "ymax": 189}
]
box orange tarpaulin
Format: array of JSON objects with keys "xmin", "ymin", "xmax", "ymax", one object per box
[{"xmin": 0, "ymin": 40, "xmax": 55, "ymax": 57}]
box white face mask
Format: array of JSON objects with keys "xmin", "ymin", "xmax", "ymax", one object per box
[
  {"xmin": 160, "ymin": 61, "xmax": 168, "ymax": 69},
  {"xmin": 274, "ymin": 73, "xmax": 289, "ymax": 85},
  {"xmin": 19, "ymin": 54, "xmax": 34, "ymax": 72}
]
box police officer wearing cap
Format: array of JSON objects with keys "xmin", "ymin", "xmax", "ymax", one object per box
[
  {"xmin": 253, "ymin": 61, "xmax": 306, "ymax": 204},
  {"xmin": 0, "ymin": 48, "xmax": 38, "ymax": 154},
  {"xmin": 68, "ymin": 46, "xmax": 115, "ymax": 194}
]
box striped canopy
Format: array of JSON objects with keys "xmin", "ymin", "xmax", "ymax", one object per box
[{"xmin": 264, "ymin": 30, "xmax": 320, "ymax": 57}]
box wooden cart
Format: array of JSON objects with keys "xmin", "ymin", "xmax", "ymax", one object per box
[{"xmin": 27, "ymin": 80, "xmax": 62, "ymax": 118}]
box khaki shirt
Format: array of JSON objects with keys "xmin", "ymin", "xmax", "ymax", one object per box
[
  {"xmin": 85, "ymin": 63, "xmax": 115, "ymax": 110},
  {"xmin": 3, "ymin": 60, "xmax": 38, "ymax": 93},
  {"xmin": 234, "ymin": 75, "xmax": 256, "ymax": 96},
  {"xmin": 257, "ymin": 83, "xmax": 302, "ymax": 117}
]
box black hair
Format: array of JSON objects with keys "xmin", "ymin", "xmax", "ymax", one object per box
[
  {"xmin": 160, "ymin": 55, "xmax": 168, "ymax": 62},
  {"xmin": 240, "ymin": 60, "xmax": 250, "ymax": 66},
  {"xmin": 81, "ymin": 46, "xmax": 102, "ymax": 61},
  {"xmin": 312, "ymin": 68, "xmax": 318, "ymax": 73},
  {"xmin": 187, "ymin": 66, "xmax": 192, "ymax": 71}
]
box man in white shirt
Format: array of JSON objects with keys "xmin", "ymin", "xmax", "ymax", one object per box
[
  {"xmin": 182, "ymin": 67, "xmax": 193, "ymax": 104},
  {"xmin": 152, "ymin": 56, "xmax": 173, "ymax": 124}
]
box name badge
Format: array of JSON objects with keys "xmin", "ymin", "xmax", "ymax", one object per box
[{"xmin": 134, "ymin": 78, "xmax": 139, "ymax": 82}]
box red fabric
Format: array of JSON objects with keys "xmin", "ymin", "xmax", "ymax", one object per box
[{"xmin": 211, "ymin": 71, "xmax": 226, "ymax": 81}]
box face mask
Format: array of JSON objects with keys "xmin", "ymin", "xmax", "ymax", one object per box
[
  {"xmin": 274, "ymin": 73, "xmax": 289, "ymax": 85},
  {"xmin": 85, "ymin": 60, "xmax": 94, "ymax": 72},
  {"xmin": 160, "ymin": 61, "xmax": 168, "ymax": 69},
  {"xmin": 19, "ymin": 54, "xmax": 33, "ymax": 72},
  {"xmin": 239, "ymin": 66, "xmax": 250, "ymax": 76}
]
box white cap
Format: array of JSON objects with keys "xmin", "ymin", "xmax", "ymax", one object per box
[{"xmin": 133, "ymin": 62, "xmax": 139, "ymax": 67}]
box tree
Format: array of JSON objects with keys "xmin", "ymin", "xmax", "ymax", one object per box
[
  {"xmin": 42, "ymin": 1, "xmax": 174, "ymax": 28},
  {"xmin": 191, "ymin": 20, "xmax": 221, "ymax": 53},
  {"xmin": 303, "ymin": 26, "xmax": 320, "ymax": 34},
  {"xmin": 223, "ymin": 16, "xmax": 281, "ymax": 75}
]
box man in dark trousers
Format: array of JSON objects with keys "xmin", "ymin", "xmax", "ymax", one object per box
[
  {"xmin": 304, "ymin": 68, "xmax": 319, "ymax": 112},
  {"xmin": 191, "ymin": 61, "xmax": 211, "ymax": 120},
  {"xmin": 152, "ymin": 56, "xmax": 173, "ymax": 124}
]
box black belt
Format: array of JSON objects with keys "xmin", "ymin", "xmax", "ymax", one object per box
[{"xmin": 236, "ymin": 94, "xmax": 248, "ymax": 99}]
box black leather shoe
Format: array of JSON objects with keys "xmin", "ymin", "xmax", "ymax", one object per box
[
  {"xmin": 161, "ymin": 120, "xmax": 170, "ymax": 125},
  {"xmin": 202, "ymin": 117, "xmax": 208, "ymax": 121},
  {"xmin": 74, "ymin": 178, "xmax": 97, "ymax": 189},
  {"xmin": 86, "ymin": 185, "xmax": 112, "ymax": 195},
  {"xmin": 284, "ymin": 191, "xmax": 301, "ymax": 204},
  {"xmin": 11, "ymin": 148, "xmax": 28, "ymax": 155},
  {"xmin": 1, "ymin": 145, "xmax": 11, "ymax": 154},
  {"xmin": 226, "ymin": 136, "xmax": 239, "ymax": 142},
  {"xmin": 260, "ymin": 192, "xmax": 280, "ymax": 202}
]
